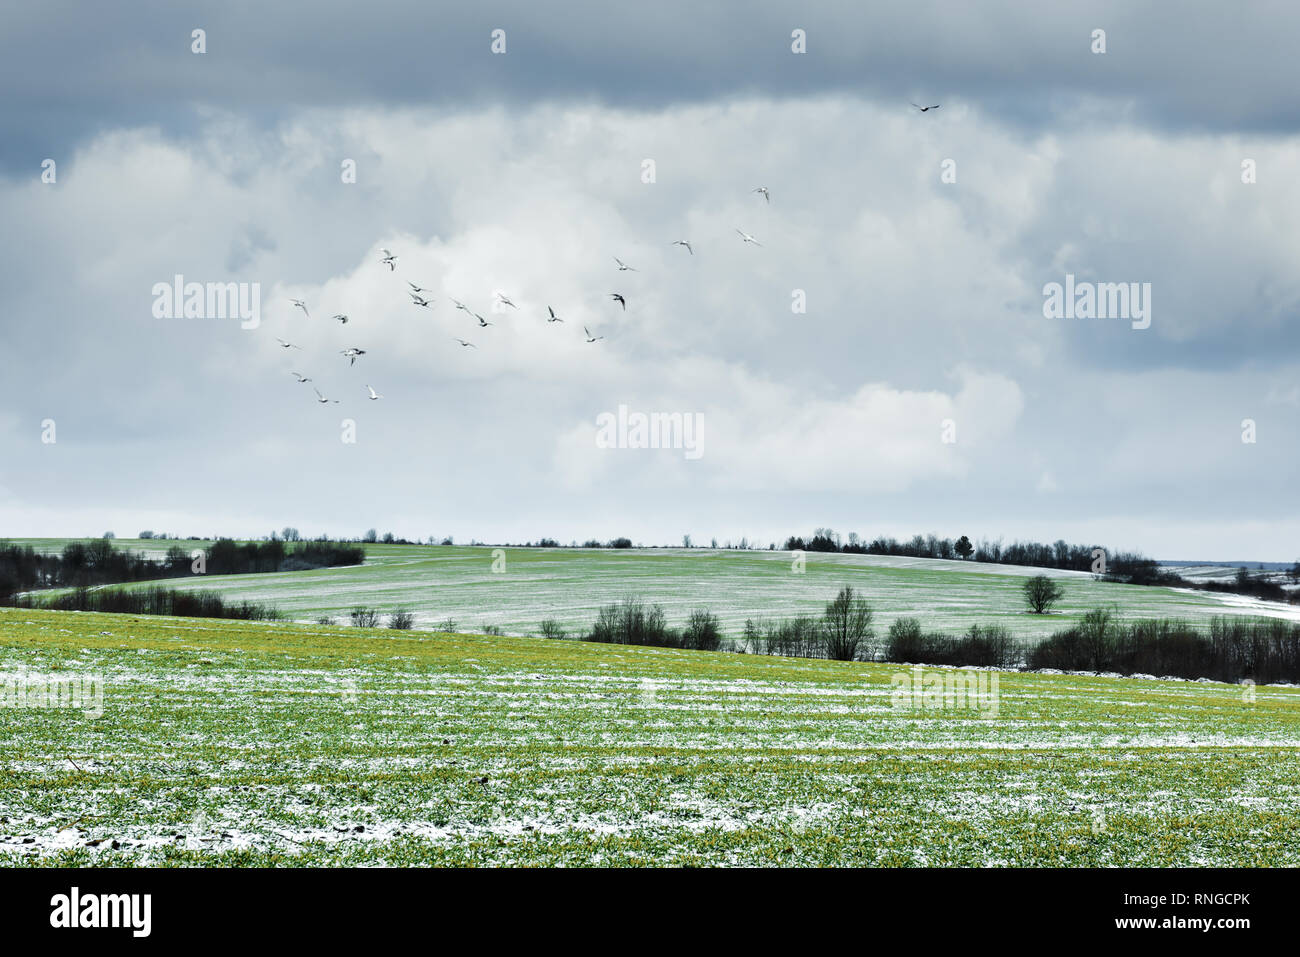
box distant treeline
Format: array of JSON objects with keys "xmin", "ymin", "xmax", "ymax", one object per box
[
  {"xmin": 1196, "ymin": 567, "xmax": 1294, "ymax": 603},
  {"xmin": 0, "ymin": 537, "xmax": 363, "ymax": 600},
  {"xmin": 783, "ymin": 529, "xmax": 1161, "ymax": 577},
  {"xmin": 8, "ymin": 585, "xmax": 282, "ymax": 621},
  {"xmin": 778, "ymin": 529, "xmax": 1297, "ymax": 602}
]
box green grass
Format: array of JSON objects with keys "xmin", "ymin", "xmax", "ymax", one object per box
[
  {"xmin": 2, "ymin": 607, "xmax": 1299, "ymax": 866},
  {"xmin": 12, "ymin": 540, "xmax": 1286, "ymax": 641}
]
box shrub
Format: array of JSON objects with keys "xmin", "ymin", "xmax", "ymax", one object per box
[
  {"xmin": 681, "ymin": 609, "xmax": 722, "ymax": 651},
  {"xmin": 883, "ymin": 619, "xmax": 1019, "ymax": 669},
  {"xmin": 886, "ymin": 617, "xmax": 927, "ymax": 662},
  {"xmin": 538, "ymin": 619, "xmax": 567, "ymax": 640},
  {"xmin": 349, "ymin": 607, "xmax": 381, "ymax": 628},
  {"xmin": 388, "ymin": 608, "xmax": 415, "ymax": 630},
  {"xmin": 588, "ymin": 598, "xmax": 678, "ymax": 648},
  {"xmin": 960, "ymin": 623, "xmax": 1017, "ymax": 668},
  {"xmin": 745, "ymin": 615, "xmax": 823, "ymax": 658}
]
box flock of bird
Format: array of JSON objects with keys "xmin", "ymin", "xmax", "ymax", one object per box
[
  {"xmin": 273, "ymin": 103, "xmax": 943, "ymax": 407},
  {"xmin": 271, "ymin": 185, "xmax": 784, "ymax": 404}
]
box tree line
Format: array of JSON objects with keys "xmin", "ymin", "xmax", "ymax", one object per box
[
  {"xmin": 0, "ymin": 537, "xmax": 364, "ymax": 601},
  {"xmin": 7, "ymin": 585, "xmax": 281, "ymax": 621}
]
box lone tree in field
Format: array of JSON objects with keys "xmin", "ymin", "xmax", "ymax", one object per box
[
  {"xmin": 955, "ymin": 535, "xmax": 973, "ymax": 560},
  {"xmin": 1023, "ymin": 574, "xmax": 1065, "ymax": 614},
  {"xmin": 822, "ymin": 585, "xmax": 874, "ymax": 661}
]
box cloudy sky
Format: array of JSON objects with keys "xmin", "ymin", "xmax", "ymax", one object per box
[{"xmin": 2, "ymin": 1, "xmax": 1297, "ymax": 559}]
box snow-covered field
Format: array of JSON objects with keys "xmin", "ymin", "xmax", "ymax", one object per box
[
  {"xmin": 2, "ymin": 607, "xmax": 1299, "ymax": 866},
  {"xmin": 22, "ymin": 542, "xmax": 1297, "ymax": 641}
]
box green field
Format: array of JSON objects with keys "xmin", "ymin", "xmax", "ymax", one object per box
[
  {"xmin": 2, "ymin": 607, "xmax": 1298, "ymax": 866},
  {"xmin": 12, "ymin": 540, "xmax": 1293, "ymax": 642}
]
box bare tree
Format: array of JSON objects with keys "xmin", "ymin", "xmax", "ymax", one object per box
[
  {"xmin": 822, "ymin": 586, "xmax": 874, "ymax": 660},
  {"xmin": 1023, "ymin": 575, "xmax": 1065, "ymax": 614}
]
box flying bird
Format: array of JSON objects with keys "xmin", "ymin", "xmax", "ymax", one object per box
[
  {"xmin": 496, "ymin": 293, "xmax": 518, "ymax": 309},
  {"xmin": 473, "ymin": 313, "xmax": 492, "ymax": 328},
  {"xmin": 613, "ymin": 257, "xmax": 638, "ymax": 272},
  {"xmin": 331, "ymin": 314, "xmax": 348, "ymax": 325},
  {"xmin": 453, "ymin": 338, "xmax": 476, "ymax": 348},
  {"xmin": 275, "ymin": 337, "xmax": 301, "ymax": 350},
  {"xmin": 313, "ymin": 388, "xmax": 339, "ymax": 404},
  {"xmin": 547, "ymin": 306, "xmax": 563, "ymax": 323},
  {"xmin": 408, "ymin": 281, "xmax": 428, "ymax": 293},
  {"xmin": 610, "ymin": 293, "xmax": 626, "ymax": 310},
  {"xmin": 736, "ymin": 229, "xmax": 762, "ymax": 246},
  {"xmin": 671, "ymin": 240, "xmax": 693, "ymax": 255},
  {"xmin": 584, "ymin": 326, "xmax": 604, "ymax": 343},
  {"xmin": 365, "ymin": 385, "xmax": 383, "ymax": 401},
  {"xmin": 289, "ymin": 299, "xmax": 310, "ymax": 318},
  {"xmin": 409, "ymin": 293, "xmax": 432, "ymax": 308},
  {"xmin": 290, "ymin": 372, "xmax": 311, "ymax": 383},
  {"xmin": 340, "ymin": 348, "xmax": 366, "ymax": 366},
  {"xmin": 451, "ymin": 298, "xmax": 472, "ymax": 315},
  {"xmin": 379, "ymin": 248, "xmax": 397, "ymax": 271},
  {"xmin": 752, "ymin": 186, "xmax": 770, "ymax": 203},
  {"xmin": 910, "ymin": 102, "xmax": 940, "ymax": 112}
]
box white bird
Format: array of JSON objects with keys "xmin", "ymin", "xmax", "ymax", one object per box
[
  {"xmin": 671, "ymin": 240, "xmax": 693, "ymax": 255},
  {"xmin": 275, "ymin": 337, "xmax": 301, "ymax": 350},
  {"xmin": 547, "ymin": 306, "xmax": 563, "ymax": 323},
  {"xmin": 736, "ymin": 229, "xmax": 762, "ymax": 246},
  {"xmin": 379, "ymin": 248, "xmax": 397, "ymax": 271},
  {"xmin": 473, "ymin": 313, "xmax": 492, "ymax": 328},
  {"xmin": 451, "ymin": 298, "xmax": 472, "ymax": 315},
  {"xmin": 613, "ymin": 257, "xmax": 638, "ymax": 272},
  {"xmin": 290, "ymin": 372, "xmax": 311, "ymax": 383},
  {"xmin": 496, "ymin": 293, "xmax": 518, "ymax": 309},
  {"xmin": 453, "ymin": 338, "xmax": 476, "ymax": 348},
  {"xmin": 409, "ymin": 293, "xmax": 432, "ymax": 308},
  {"xmin": 313, "ymin": 387, "xmax": 339, "ymax": 404},
  {"xmin": 331, "ymin": 314, "xmax": 349, "ymax": 325},
  {"xmin": 408, "ymin": 281, "xmax": 428, "ymax": 293},
  {"xmin": 752, "ymin": 186, "xmax": 770, "ymax": 203},
  {"xmin": 584, "ymin": 326, "xmax": 604, "ymax": 343},
  {"xmin": 365, "ymin": 385, "xmax": 383, "ymax": 401},
  {"xmin": 289, "ymin": 299, "xmax": 310, "ymax": 318},
  {"xmin": 910, "ymin": 102, "xmax": 940, "ymax": 112},
  {"xmin": 340, "ymin": 348, "xmax": 366, "ymax": 366}
]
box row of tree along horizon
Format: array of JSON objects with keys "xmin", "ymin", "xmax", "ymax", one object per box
[{"xmin": 3, "ymin": 529, "xmax": 1296, "ymax": 604}]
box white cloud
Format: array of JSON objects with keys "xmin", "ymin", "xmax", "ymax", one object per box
[{"xmin": 1, "ymin": 96, "xmax": 1297, "ymax": 556}]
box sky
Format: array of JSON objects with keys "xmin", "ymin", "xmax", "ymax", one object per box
[{"xmin": 1, "ymin": 1, "xmax": 1297, "ymax": 559}]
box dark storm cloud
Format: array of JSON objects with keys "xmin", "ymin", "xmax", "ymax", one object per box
[{"xmin": 4, "ymin": 0, "xmax": 1300, "ymax": 174}]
